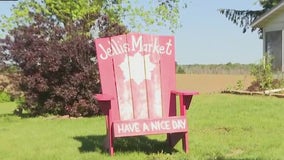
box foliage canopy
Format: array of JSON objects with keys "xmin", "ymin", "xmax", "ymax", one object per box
[
  {"xmin": 1, "ymin": 0, "xmax": 187, "ymax": 35},
  {"xmin": 219, "ymin": 0, "xmax": 281, "ymax": 34},
  {"xmin": 0, "ymin": 12, "xmax": 127, "ymax": 116},
  {"xmin": 0, "ymin": 0, "xmax": 187, "ymax": 116}
]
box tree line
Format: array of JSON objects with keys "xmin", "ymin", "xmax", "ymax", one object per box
[{"xmin": 176, "ymin": 63, "xmax": 253, "ymax": 75}]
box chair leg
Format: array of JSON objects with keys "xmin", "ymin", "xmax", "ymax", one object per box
[
  {"xmin": 103, "ymin": 135, "xmax": 109, "ymax": 150},
  {"xmin": 182, "ymin": 132, "xmax": 189, "ymax": 153},
  {"xmin": 109, "ymin": 135, "xmax": 114, "ymax": 156},
  {"xmin": 167, "ymin": 132, "xmax": 189, "ymax": 153},
  {"xmin": 104, "ymin": 132, "xmax": 114, "ymax": 156},
  {"xmin": 167, "ymin": 133, "xmax": 173, "ymax": 148},
  {"xmin": 167, "ymin": 133, "xmax": 182, "ymax": 148}
]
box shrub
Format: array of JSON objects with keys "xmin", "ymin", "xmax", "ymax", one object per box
[
  {"xmin": 248, "ymin": 54, "xmax": 284, "ymax": 91},
  {"xmin": 176, "ymin": 66, "xmax": 186, "ymax": 74},
  {"xmin": 0, "ymin": 73, "xmax": 22, "ymax": 101},
  {"xmin": 0, "ymin": 91, "xmax": 11, "ymax": 103},
  {"xmin": 250, "ymin": 54, "xmax": 273, "ymax": 90},
  {"xmin": 235, "ymin": 80, "xmax": 244, "ymax": 90},
  {"xmin": 0, "ymin": 14, "xmax": 127, "ymax": 117}
]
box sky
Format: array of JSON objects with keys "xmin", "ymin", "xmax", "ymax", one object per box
[
  {"xmin": 174, "ymin": 0, "xmax": 263, "ymax": 65},
  {"xmin": 0, "ymin": 0, "xmax": 263, "ymax": 65}
]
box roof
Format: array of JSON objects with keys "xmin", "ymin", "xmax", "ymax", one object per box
[{"xmin": 251, "ymin": 1, "xmax": 284, "ymax": 28}]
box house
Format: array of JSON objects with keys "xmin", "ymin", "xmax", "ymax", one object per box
[{"xmin": 251, "ymin": 1, "xmax": 284, "ymax": 71}]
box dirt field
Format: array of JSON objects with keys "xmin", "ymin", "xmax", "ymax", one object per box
[
  {"xmin": 176, "ymin": 74, "xmax": 254, "ymax": 94},
  {"xmin": 0, "ymin": 74, "xmax": 253, "ymax": 94}
]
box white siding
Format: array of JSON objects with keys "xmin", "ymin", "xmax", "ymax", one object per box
[
  {"xmin": 282, "ymin": 30, "xmax": 284, "ymax": 71},
  {"xmin": 263, "ymin": 12, "xmax": 284, "ymax": 32}
]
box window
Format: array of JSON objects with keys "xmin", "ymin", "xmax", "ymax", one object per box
[{"xmin": 265, "ymin": 30, "xmax": 282, "ymax": 71}]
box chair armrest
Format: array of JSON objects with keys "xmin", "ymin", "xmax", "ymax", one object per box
[
  {"xmin": 171, "ymin": 90, "xmax": 199, "ymax": 96},
  {"xmin": 94, "ymin": 94, "xmax": 114, "ymax": 101},
  {"xmin": 94, "ymin": 94, "xmax": 114, "ymax": 115},
  {"xmin": 171, "ymin": 90, "xmax": 199, "ymax": 111}
]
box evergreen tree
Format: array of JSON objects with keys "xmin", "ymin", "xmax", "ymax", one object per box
[{"xmin": 219, "ymin": 0, "xmax": 281, "ymax": 34}]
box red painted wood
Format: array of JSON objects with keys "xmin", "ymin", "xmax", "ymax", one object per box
[
  {"xmin": 167, "ymin": 132, "xmax": 184, "ymax": 148},
  {"xmin": 95, "ymin": 98, "xmax": 111, "ymax": 115},
  {"xmin": 183, "ymin": 132, "xmax": 189, "ymax": 153},
  {"xmin": 171, "ymin": 90, "xmax": 199, "ymax": 110},
  {"xmin": 159, "ymin": 35, "xmax": 176, "ymax": 117},
  {"xmin": 142, "ymin": 34, "xmax": 163, "ymax": 118},
  {"xmin": 94, "ymin": 94, "xmax": 114, "ymax": 101},
  {"xmin": 95, "ymin": 37, "xmax": 120, "ymax": 121},
  {"xmin": 113, "ymin": 117, "xmax": 188, "ymax": 137},
  {"xmin": 94, "ymin": 33, "xmax": 198, "ymax": 156},
  {"xmin": 171, "ymin": 90, "xmax": 199, "ymax": 96},
  {"xmin": 125, "ymin": 33, "xmax": 149, "ymax": 119},
  {"xmin": 110, "ymin": 34, "xmax": 134, "ymax": 121}
]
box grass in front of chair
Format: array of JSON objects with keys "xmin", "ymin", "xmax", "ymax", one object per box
[{"xmin": 0, "ymin": 94, "xmax": 283, "ymax": 160}]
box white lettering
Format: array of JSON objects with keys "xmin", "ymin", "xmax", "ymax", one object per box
[
  {"xmin": 117, "ymin": 123, "xmax": 124, "ymax": 134},
  {"xmin": 143, "ymin": 43, "xmax": 153, "ymax": 53},
  {"xmin": 143, "ymin": 123, "xmax": 150, "ymax": 132},
  {"xmin": 111, "ymin": 39, "xmax": 121, "ymax": 55},
  {"xmin": 166, "ymin": 39, "xmax": 172, "ymax": 55},
  {"xmin": 123, "ymin": 43, "xmax": 129, "ymax": 52},
  {"xmin": 152, "ymin": 38, "xmax": 160, "ymax": 54},
  {"xmin": 117, "ymin": 123, "xmax": 140, "ymax": 134},
  {"xmin": 150, "ymin": 120, "xmax": 171, "ymax": 131},
  {"xmin": 98, "ymin": 44, "xmax": 111, "ymax": 60},
  {"xmin": 172, "ymin": 119, "xmax": 186, "ymax": 130},
  {"xmin": 132, "ymin": 35, "xmax": 143, "ymax": 52},
  {"xmin": 159, "ymin": 46, "xmax": 165, "ymax": 54},
  {"xmin": 97, "ymin": 35, "xmax": 173, "ymax": 60}
]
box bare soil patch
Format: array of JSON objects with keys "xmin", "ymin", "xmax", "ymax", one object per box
[{"xmin": 176, "ymin": 74, "xmax": 254, "ymax": 94}]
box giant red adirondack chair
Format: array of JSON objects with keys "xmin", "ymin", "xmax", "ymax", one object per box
[{"xmin": 94, "ymin": 33, "xmax": 198, "ymax": 156}]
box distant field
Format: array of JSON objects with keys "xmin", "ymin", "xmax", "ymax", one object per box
[{"xmin": 176, "ymin": 74, "xmax": 254, "ymax": 93}]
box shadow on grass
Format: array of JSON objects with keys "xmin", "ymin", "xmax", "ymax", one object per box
[
  {"xmin": 73, "ymin": 135, "xmax": 104, "ymax": 153},
  {"xmin": 203, "ymin": 154, "xmax": 265, "ymax": 160},
  {"xmin": 0, "ymin": 113, "xmax": 14, "ymax": 117},
  {"xmin": 212, "ymin": 158, "xmax": 265, "ymax": 160},
  {"xmin": 0, "ymin": 113, "xmax": 33, "ymax": 119},
  {"xmin": 73, "ymin": 135, "xmax": 177, "ymax": 154}
]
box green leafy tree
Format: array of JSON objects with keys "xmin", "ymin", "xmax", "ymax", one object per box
[
  {"xmin": 219, "ymin": 0, "xmax": 281, "ymax": 34},
  {"xmin": 1, "ymin": 0, "xmax": 188, "ymax": 34},
  {"xmin": 0, "ymin": 0, "xmax": 187, "ymax": 117}
]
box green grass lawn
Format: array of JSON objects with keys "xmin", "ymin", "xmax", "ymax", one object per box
[{"xmin": 0, "ymin": 94, "xmax": 283, "ymax": 160}]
